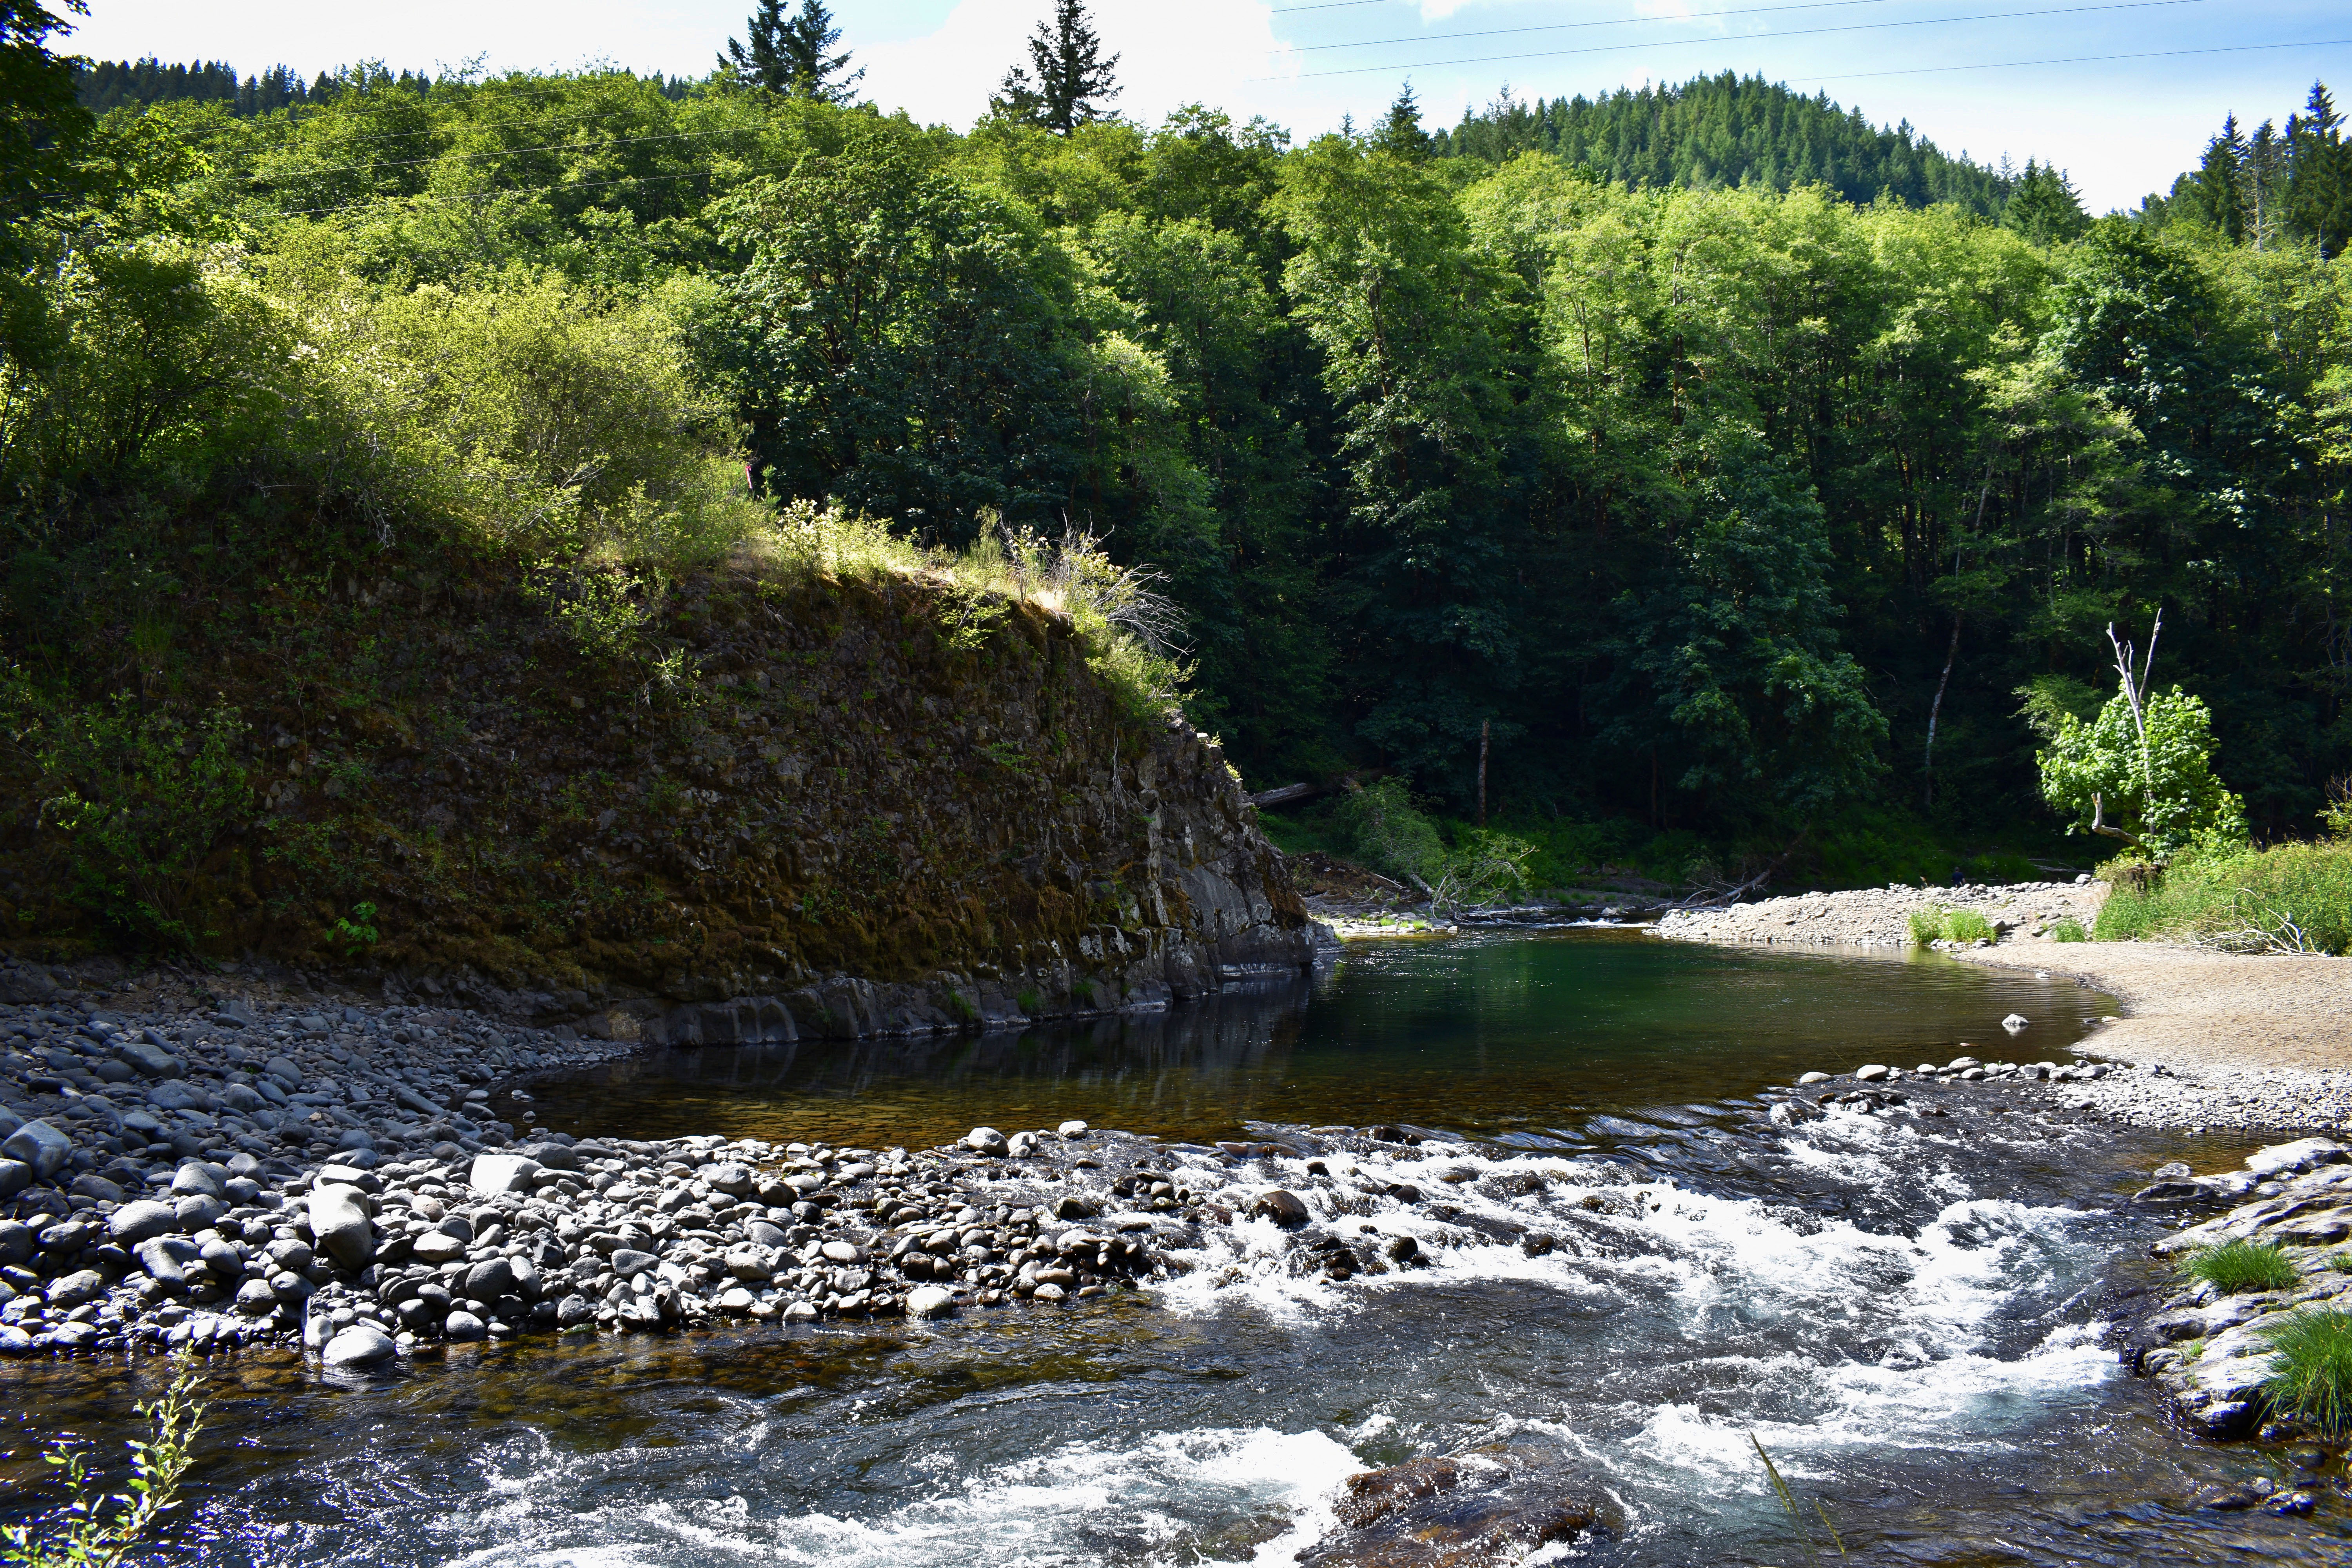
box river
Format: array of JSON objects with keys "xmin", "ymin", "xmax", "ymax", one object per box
[{"xmin": 3, "ymin": 931, "xmax": 2343, "ymax": 1564}]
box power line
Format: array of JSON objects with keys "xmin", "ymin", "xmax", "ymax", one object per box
[
  {"xmin": 1290, "ymin": 0, "xmax": 2162, "ymax": 53},
  {"xmin": 1261, "ymin": 0, "xmax": 2241, "ymax": 79},
  {"xmin": 261, "ymin": 156, "xmax": 777, "ymax": 221},
  {"xmin": 228, "ymin": 124, "xmax": 767, "ymax": 183}
]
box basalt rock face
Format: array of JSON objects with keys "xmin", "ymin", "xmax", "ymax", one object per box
[{"xmin": 0, "ymin": 562, "xmax": 1318, "ymax": 1040}]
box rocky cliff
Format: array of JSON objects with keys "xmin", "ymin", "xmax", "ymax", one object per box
[{"xmin": 0, "ymin": 553, "xmax": 1321, "ymax": 1041}]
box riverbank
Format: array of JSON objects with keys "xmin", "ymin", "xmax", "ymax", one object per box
[
  {"xmin": 1951, "ymin": 942, "xmax": 2352, "ymax": 1133},
  {"xmin": 1651, "ymin": 877, "xmax": 2105, "ymax": 947},
  {"xmin": 1654, "ymin": 880, "xmax": 2352, "ymax": 1134}
]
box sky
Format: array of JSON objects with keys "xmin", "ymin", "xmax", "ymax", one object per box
[{"xmin": 61, "ymin": 0, "xmax": 2352, "ymax": 211}]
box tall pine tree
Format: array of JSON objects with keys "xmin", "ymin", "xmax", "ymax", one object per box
[
  {"xmin": 992, "ymin": 0, "xmax": 1118, "ymax": 135},
  {"xmin": 720, "ymin": 0, "xmax": 788, "ymax": 91},
  {"xmin": 778, "ymin": 0, "xmax": 859, "ymax": 102}
]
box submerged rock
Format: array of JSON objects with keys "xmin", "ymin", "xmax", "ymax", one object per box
[{"xmin": 1298, "ymin": 1443, "xmax": 1607, "ymax": 1567}]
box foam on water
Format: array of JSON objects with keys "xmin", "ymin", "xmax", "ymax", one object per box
[
  {"xmin": 404, "ymin": 1424, "xmax": 1362, "ymax": 1568},
  {"xmin": 1143, "ymin": 1105, "xmax": 2125, "ymax": 1548},
  {"xmin": 203, "ymin": 1104, "xmax": 2163, "ymax": 1568}
]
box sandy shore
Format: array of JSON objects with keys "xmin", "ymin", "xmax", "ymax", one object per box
[{"xmin": 1957, "ymin": 942, "xmax": 2352, "ymax": 1075}]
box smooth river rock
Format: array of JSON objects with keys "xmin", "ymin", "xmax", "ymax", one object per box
[
  {"xmin": 323, "ymin": 1325, "xmax": 397, "ymax": 1367},
  {"xmin": 307, "ymin": 1183, "xmax": 376, "ymax": 1269}
]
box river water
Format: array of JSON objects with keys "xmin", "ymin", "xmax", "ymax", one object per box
[{"xmin": 4, "ymin": 931, "xmax": 2345, "ymax": 1564}]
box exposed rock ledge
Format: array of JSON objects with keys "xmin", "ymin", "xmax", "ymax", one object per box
[{"xmin": 2126, "ymin": 1136, "xmax": 2352, "ymax": 1461}]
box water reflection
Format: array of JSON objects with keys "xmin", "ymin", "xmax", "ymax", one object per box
[{"xmin": 526, "ymin": 931, "xmax": 2111, "ymax": 1149}]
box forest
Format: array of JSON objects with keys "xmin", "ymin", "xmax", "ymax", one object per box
[{"xmin": 7, "ymin": 0, "xmax": 2352, "ymax": 889}]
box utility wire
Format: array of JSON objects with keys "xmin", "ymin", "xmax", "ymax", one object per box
[
  {"xmin": 1262, "ymin": 0, "xmax": 2238, "ymax": 78},
  {"xmin": 224, "ymin": 124, "xmax": 769, "ymax": 182}
]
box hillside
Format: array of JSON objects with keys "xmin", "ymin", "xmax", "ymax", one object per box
[
  {"xmin": 7, "ymin": 34, "xmax": 2349, "ymax": 920},
  {"xmin": 1429, "ymin": 73, "xmax": 2016, "ymax": 212},
  {"xmin": 0, "ymin": 524, "xmax": 1316, "ymax": 1039}
]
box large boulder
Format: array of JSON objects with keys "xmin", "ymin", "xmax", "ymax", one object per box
[
  {"xmin": 468, "ymin": 1153, "xmax": 540, "ymax": 1196},
  {"xmin": 107, "ymin": 1200, "xmax": 180, "ymax": 1245},
  {"xmin": 307, "ymin": 1183, "xmax": 375, "ymax": 1269},
  {"xmin": 323, "ymin": 1324, "xmax": 397, "ymax": 1367},
  {"xmin": 2, "ymin": 1120, "xmax": 71, "ymax": 1180}
]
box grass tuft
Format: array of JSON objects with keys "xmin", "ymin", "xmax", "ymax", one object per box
[
  {"xmin": 1944, "ymin": 910, "xmax": 1993, "ymax": 943},
  {"xmin": 2181, "ymin": 1238, "xmax": 2301, "ymax": 1295},
  {"xmin": 2049, "ymin": 916, "xmax": 2089, "ymax": 942},
  {"xmin": 1907, "ymin": 910, "xmax": 1943, "ymax": 947},
  {"xmin": 2095, "ymin": 841, "xmax": 2352, "ymax": 955},
  {"xmin": 2259, "ymin": 1308, "xmax": 2352, "ymax": 1436}
]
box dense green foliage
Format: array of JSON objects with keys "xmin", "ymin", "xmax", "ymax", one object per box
[
  {"xmin": 1432, "ymin": 75, "xmax": 2022, "ymax": 213},
  {"xmin": 2093, "ymin": 839, "xmax": 2352, "ymax": 954},
  {"xmin": 5, "ymin": 34, "xmax": 2351, "ymax": 884}
]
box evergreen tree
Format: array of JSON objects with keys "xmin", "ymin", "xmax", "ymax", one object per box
[
  {"xmin": 720, "ymin": 0, "xmax": 791, "ymax": 91},
  {"xmin": 2190, "ymin": 115, "xmax": 2247, "ymax": 241},
  {"xmin": 1371, "ymin": 80, "xmax": 1432, "ymax": 162},
  {"xmin": 779, "ymin": 0, "xmax": 859, "ymax": 102},
  {"xmin": 2287, "ymin": 80, "xmax": 2348, "ymax": 256},
  {"xmin": 2002, "ymin": 160, "xmax": 2089, "ymax": 245},
  {"xmin": 993, "ymin": 0, "xmax": 1118, "ymax": 135}
]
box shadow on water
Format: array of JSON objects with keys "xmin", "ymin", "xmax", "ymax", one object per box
[
  {"xmin": 526, "ymin": 930, "xmax": 2118, "ymax": 1150},
  {"xmin": 5, "ymin": 932, "xmax": 2345, "ymax": 1566}
]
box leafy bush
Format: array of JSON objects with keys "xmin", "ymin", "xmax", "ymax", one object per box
[
  {"xmin": 1944, "ymin": 910, "xmax": 1993, "ymax": 943},
  {"xmin": 2094, "ymin": 840, "xmax": 2352, "ymax": 954},
  {"xmin": 1334, "ymin": 778, "xmax": 1450, "ymax": 893},
  {"xmin": 16, "ymin": 690, "xmax": 251, "ymax": 947},
  {"xmin": 2182, "ymin": 1238, "xmax": 2301, "ymax": 1295},
  {"xmin": 1909, "ymin": 909, "xmax": 1993, "ymax": 944},
  {"xmin": 1434, "ymin": 828, "xmax": 1539, "ymax": 909},
  {"xmin": 2034, "ymin": 680, "xmax": 2245, "ymax": 858},
  {"xmin": 2260, "ymin": 1308, "xmax": 2352, "ymax": 1436},
  {"xmin": 2050, "ymin": 916, "xmax": 2089, "ymax": 942}
]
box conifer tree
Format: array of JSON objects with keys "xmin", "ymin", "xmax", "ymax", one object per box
[
  {"xmin": 2001, "ymin": 160, "xmax": 2089, "ymax": 245},
  {"xmin": 2191, "ymin": 114, "xmax": 2247, "ymax": 241},
  {"xmin": 2287, "ymin": 80, "xmax": 2347, "ymax": 256},
  {"xmin": 993, "ymin": 0, "xmax": 1118, "ymax": 134},
  {"xmin": 779, "ymin": 0, "xmax": 860, "ymax": 102},
  {"xmin": 720, "ymin": 0, "xmax": 789, "ymax": 91},
  {"xmin": 1372, "ymin": 80, "xmax": 1432, "ymax": 162}
]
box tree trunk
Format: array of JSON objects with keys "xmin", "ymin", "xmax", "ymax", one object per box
[
  {"xmin": 1923, "ymin": 613, "xmax": 1962, "ymax": 809},
  {"xmin": 1477, "ymin": 719, "xmax": 1490, "ymax": 829}
]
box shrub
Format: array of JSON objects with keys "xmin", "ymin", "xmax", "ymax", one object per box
[
  {"xmin": 1334, "ymin": 777, "xmax": 1449, "ymax": 893},
  {"xmin": 2260, "ymin": 1308, "xmax": 2352, "ymax": 1436},
  {"xmin": 1, "ymin": 1361, "xmax": 204, "ymax": 1566},
  {"xmin": 1907, "ymin": 910, "xmax": 1943, "ymax": 946},
  {"xmin": 2093, "ymin": 840, "xmax": 2352, "ymax": 955},
  {"xmin": 2181, "ymin": 1238, "xmax": 2301, "ymax": 1295},
  {"xmin": 1944, "ymin": 910, "xmax": 1993, "ymax": 943},
  {"xmin": 17, "ymin": 690, "xmax": 252, "ymax": 948},
  {"xmin": 2049, "ymin": 917, "xmax": 2088, "ymax": 942}
]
